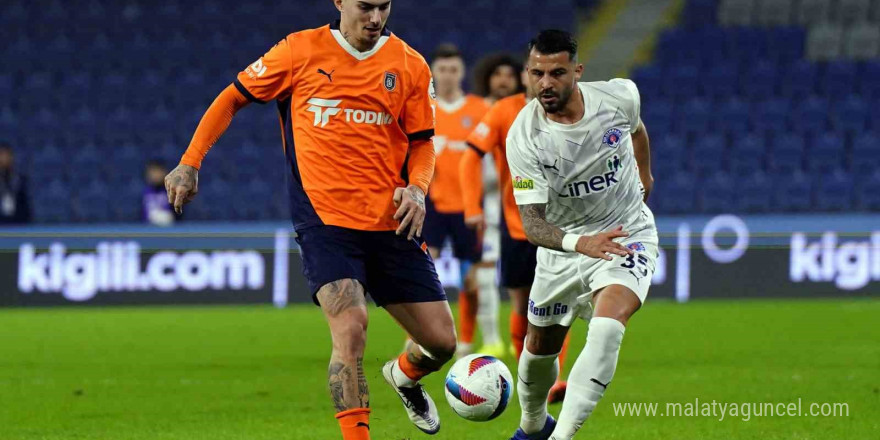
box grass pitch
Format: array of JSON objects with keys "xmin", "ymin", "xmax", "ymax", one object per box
[{"xmin": 1, "ymin": 298, "xmax": 877, "ymax": 440}]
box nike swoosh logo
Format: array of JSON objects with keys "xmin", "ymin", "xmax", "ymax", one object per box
[
  {"xmin": 590, "ymin": 378, "xmax": 609, "ymax": 389},
  {"xmin": 518, "ymin": 375, "xmax": 535, "ymax": 386},
  {"xmin": 356, "ymin": 422, "xmax": 370, "ymax": 430}
]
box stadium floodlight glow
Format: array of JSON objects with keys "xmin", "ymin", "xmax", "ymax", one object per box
[{"xmin": 701, "ymin": 214, "xmax": 749, "ymax": 264}]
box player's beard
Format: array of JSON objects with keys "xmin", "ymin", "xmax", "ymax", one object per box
[{"xmin": 539, "ymin": 85, "xmax": 573, "ymax": 114}]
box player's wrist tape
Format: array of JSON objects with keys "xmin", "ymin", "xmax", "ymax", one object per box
[{"xmin": 562, "ymin": 234, "xmax": 580, "ymax": 253}]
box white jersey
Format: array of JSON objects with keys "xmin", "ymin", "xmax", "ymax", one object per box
[{"xmin": 506, "ymin": 79, "xmax": 656, "ymax": 240}]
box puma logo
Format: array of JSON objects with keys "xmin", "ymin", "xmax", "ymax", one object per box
[
  {"xmin": 518, "ymin": 375, "xmax": 535, "ymax": 386},
  {"xmin": 317, "ymin": 68, "xmax": 335, "ymax": 82},
  {"xmin": 356, "ymin": 422, "xmax": 370, "ymax": 430}
]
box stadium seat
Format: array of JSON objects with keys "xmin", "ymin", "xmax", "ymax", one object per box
[
  {"xmin": 819, "ymin": 62, "xmax": 858, "ymax": 96},
  {"xmin": 815, "ymin": 170, "xmax": 854, "ymax": 211},
  {"xmin": 701, "ymin": 62, "xmax": 739, "ymax": 98},
  {"xmin": 769, "ymin": 133, "xmax": 806, "ymax": 173},
  {"xmin": 831, "ymin": 95, "xmax": 869, "ymax": 133},
  {"xmin": 718, "ymin": 0, "xmax": 755, "ymax": 26},
  {"xmin": 766, "ymin": 27, "xmax": 805, "ymax": 63},
  {"xmin": 756, "ymin": 0, "xmax": 794, "ymax": 26},
  {"xmin": 729, "ymin": 132, "xmax": 767, "ymax": 176},
  {"xmin": 654, "ymin": 173, "xmax": 697, "ymax": 214},
  {"xmin": 792, "ymin": 96, "xmax": 829, "ymax": 132},
  {"xmin": 742, "ymin": 61, "xmax": 779, "ymax": 99},
  {"xmin": 715, "ymin": 97, "xmax": 750, "ymax": 134},
  {"xmin": 796, "ymin": 0, "xmax": 832, "ymax": 25},
  {"xmin": 854, "ymin": 171, "xmax": 880, "ymax": 210},
  {"xmin": 781, "ymin": 61, "xmax": 817, "ymax": 97},
  {"xmin": 844, "ymin": 23, "xmax": 880, "ymax": 60},
  {"xmin": 851, "ymin": 132, "xmax": 880, "ymax": 173},
  {"xmin": 642, "ymin": 98, "xmax": 675, "ymax": 134},
  {"xmin": 806, "ymin": 23, "xmax": 844, "ymax": 61},
  {"xmin": 836, "ymin": 0, "xmax": 872, "ymax": 23},
  {"xmin": 678, "ymin": 97, "xmax": 713, "ymax": 135},
  {"xmin": 691, "ymin": 133, "xmax": 727, "ymax": 176},
  {"xmin": 808, "ymin": 132, "xmax": 846, "ymax": 172},
  {"xmin": 773, "ymin": 171, "xmax": 813, "ymax": 212},
  {"xmin": 751, "ymin": 98, "xmax": 788, "ymax": 133},
  {"xmin": 736, "ymin": 171, "xmax": 773, "ymax": 212},
  {"xmin": 860, "ymin": 62, "xmax": 880, "ymax": 99},
  {"xmin": 698, "ymin": 173, "xmax": 735, "ymax": 213},
  {"xmin": 652, "ymin": 133, "xmax": 687, "ymax": 177},
  {"xmin": 665, "ymin": 65, "xmax": 701, "ymax": 99}
]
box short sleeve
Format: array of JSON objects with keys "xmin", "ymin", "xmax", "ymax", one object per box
[
  {"xmin": 402, "ymin": 61, "xmax": 436, "ymax": 142},
  {"xmin": 466, "ymin": 105, "xmax": 501, "ymax": 155},
  {"xmin": 234, "ymin": 38, "xmax": 294, "ymax": 104},
  {"xmin": 610, "ymin": 78, "xmax": 641, "ymax": 133},
  {"xmin": 505, "ymin": 124, "xmax": 549, "ymax": 205}
]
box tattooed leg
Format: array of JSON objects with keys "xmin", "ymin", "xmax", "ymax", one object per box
[{"xmin": 317, "ymin": 279, "xmax": 369, "ymax": 411}]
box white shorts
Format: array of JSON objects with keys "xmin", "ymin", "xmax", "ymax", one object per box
[
  {"xmin": 481, "ymin": 224, "xmax": 501, "ymax": 263},
  {"xmin": 527, "ymin": 229, "xmax": 659, "ymax": 327}
]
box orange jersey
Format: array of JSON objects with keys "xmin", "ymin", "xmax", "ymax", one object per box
[
  {"xmin": 465, "ymin": 93, "xmax": 529, "ymax": 240},
  {"xmin": 234, "ymin": 23, "xmax": 435, "ymax": 232},
  {"xmin": 430, "ymin": 95, "xmax": 489, "ymax": 213}
]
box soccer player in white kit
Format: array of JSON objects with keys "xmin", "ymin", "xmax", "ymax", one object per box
[{"xmin": 506, "ymin": 30, "xmax": 656, "ymax": 440}]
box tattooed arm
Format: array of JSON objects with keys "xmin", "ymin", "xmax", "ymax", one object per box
[
  {"xmin": 519, "ymin": 203, "xmax": 633, "ymax": 260},
  {"xmin": 518, "ymin": 203, "xmax": 566, "ymax": 252}
]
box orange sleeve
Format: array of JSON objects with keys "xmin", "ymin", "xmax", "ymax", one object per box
[
  {"xmin": 407, "ymin": 139, "xmax": 435, "ymax": 195},
  {"xmin": 460, "ymin": 146, "xmax": 485, "ymax": 220},
  {"xmin": 234, "ymin": 37, "xmax": 295, "ymax": 104},
  {"xmin": 466, "ymin": 105, "xmax": 501, "ymax": 154},
  {"xmin": 402, "ymin": 60, "xmax": 436, "ymax": 142},
  {"xmin": 179, "ymin": 84, "xmax": 250, "ymax": 169}
]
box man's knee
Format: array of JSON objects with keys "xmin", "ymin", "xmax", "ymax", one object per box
[
  {"xmin": 331, "ymin": 316, "xmax": 368, "ymax": 359},
  {"xmin": 423, "ymin": 333, "xmax": 457, "ymax": 364},
  {"xmin": 525, "ymin": 324, "xmax": 567, "ymax": 355}
]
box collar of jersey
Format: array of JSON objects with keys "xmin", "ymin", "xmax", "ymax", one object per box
[
  {"xmin": 329, "ymin": 20, "xmax": 391, "ymax": 61},
  {"xmin": 437, "ymin": 95, "xmax": 467, "ymax": 113}
]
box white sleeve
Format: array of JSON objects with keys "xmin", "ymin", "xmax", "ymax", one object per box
[
  {"xmin": 610, "ymin": 78, "xmax": 641, "ymax": 133},
  {"xmin": 505, "ymin": 128, "xmax": 549, "ymax": 205}
]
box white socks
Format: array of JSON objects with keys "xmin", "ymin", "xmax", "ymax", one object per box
[
  {"xmin": 475, "ymin": 267, "xmax": 501, "ymax": 346},
  {"xmin": 517, "ymin": 348, "xmax": 559, "ymax": 434},
  {"xmin": 550, "ymin": 317, "xmax": 626, "ymax": 440}
]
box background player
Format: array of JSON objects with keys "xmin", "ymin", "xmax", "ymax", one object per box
[
  {"xmin": 424, "ymin": 44, "xmax": 489, "ymax": 357},
  {"xmin": 164, "ymin": 1, "xmax": 456, "ymax": 438},
  {"xmin": 506, "ymin": 30, "xmax": 656, "ymax": 440},
  {"xmin": 473, "ymin": 53, "xmax": 526, "ymax": 105}
]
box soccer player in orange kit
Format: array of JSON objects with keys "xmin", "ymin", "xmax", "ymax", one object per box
[
  {"xmin": 460, "ymin": 65, "xmax": 570, "ymax": 404},
  {"xmin": 164, "ymin": 1, "xmax": 455, "ymax": 438},
  {"xmin": 423, "ymin": 44, "xmax": 489, "ymax": 357}
]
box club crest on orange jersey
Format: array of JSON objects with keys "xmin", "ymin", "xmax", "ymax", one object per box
[{"xmin": 384, "ymin": 72, "xmax": 397, "ymax": 91}]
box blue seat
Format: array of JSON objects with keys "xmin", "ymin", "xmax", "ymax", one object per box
[
  {"xmin": 715, "ymin": 97, "xmax": 749, "ymax": 134},
  {"xmin": 773, "ymin": 171, "xmax": 813, "ymax": 212},
  {"xmin": 654, "ymin": 173, "xmax": 697, "ymax": 214},
  {"xmin": 742, "ymin": 61, "xmax": 779, "ymax": 99},
  {"xmin": 698, "ymin": 173, "xmax": 735, "ymax": 213},
  {"xmin": 677, "ymin": 97, "xmax": 712, "ymax": 134},
  {"xmin": 33, "ymin": 180, "xmax": 72, "ymax": 223},
  {"xmin": 736, "ymin": 171, "xmax": 773, "ymax": 213},
  {"xmin": 808, "ymin": 132, "xmax": 846, "ymax": 172},
  {"xmin": 632, "ymin": 66, "xmax": 662, "ymax": 98},
  {"xmin": 851, "ymin": 132, "xmax": 880, "ymax": 173},
  {"xmin": 729, "ymin": 132, "xmax": 767, "ymax": 176},
  {"xmin": 830, "ymin": 95, "xmax": 868, "ymax": 133},
  {"xmin": 769, "ymin": 133, "xmax": 806, "ymax": 173},
  {"xmin": 792, "ymin": 96, "xmax": 829, "ymax": 133},
  {"xmin": 751, "ymin": 98, "xmax": 788, "ymax": 133},
  {"xmin": 819, "ymin": 62, "xmax": 857, "ymax": 97},
  {"xmin": 815, "ymin": 170, "xmax": 853, "ymax": 211},
  {"xmin": 664, "ymin": 65, "xmax": 700, "ymax": 98},
  {"xmin": 701, "ymin": 62, "xmax": 739, "ymax": 98},
  {"xmin": 766, "ymin": 27, "xmax": 805, "ymax": 63},
  {"xmin": 860, "ymin": 62, "xmax": 880, "ymax": 99},
  {"xmin": 855, "ymin": 171, "xmax": 880, "ymax": 211},
  {"xmin": 642, "ymin": 98, "xmax": 674, "ymax": 134},
  {"xmin": 781, "ymin": 61, "xmax": 817, "ymax": 97},
  {"xmin": 691, "ymin": 133, "xmax": 727, "ymax": 176},
  {"xmin": 73, "ymin": 181, "xmax": 112, "ymax": 223},
  {"xmin": 652, "ymin": 133, "xmax": 687, "ymax": 177},
  {"xmin": 727, "ymin": 28, "xmax": 768, "ymax": 64}
]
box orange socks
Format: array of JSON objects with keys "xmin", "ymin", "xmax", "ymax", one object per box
[
  {"xmin": 336, "ymin": 408, "xmax": 371, "ymax": 440},
  {"xmin": 458, "ymin": 291, "xmax": 477, "ymax": 344},
  {"xmin": 397, "ymin": 352, "xmax": 431, "ymax": 382},
  {"xmin": 510, "ymin": 311, "xmax": 528, "ymax": 360}
]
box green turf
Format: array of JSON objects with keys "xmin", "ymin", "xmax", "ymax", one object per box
[{"xmin": 1, "ymin": 299, "xmax": 878, "ymax": 440}]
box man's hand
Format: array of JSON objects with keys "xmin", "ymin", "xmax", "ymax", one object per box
[
  {"xmin": 464, "ymin": 214, "xmax": 486, "ymax": 234},
  {"xmin": 575, "ymin": 226, "xmax": 633, "ymax": 261},
  {"xmin": 393, "ymin": 185, "xmax": 426, "ymax": 240},
  {"xmin": 164, "ymin": 164, "xmax": 199, "ymax": 214}
]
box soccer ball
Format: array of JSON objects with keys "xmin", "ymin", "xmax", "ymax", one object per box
[{"xmin": 444, "ymin": 354, "xmax": 513, "ymax": 421}]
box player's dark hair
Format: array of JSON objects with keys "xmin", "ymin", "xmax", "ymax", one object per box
[
  {"xmin": 431, "ymin": 43, "xmax": 462, "ymax": 63},
  {"xmin": 0, "ymin": 141, "xmax": 11, "ymax": 151},
  {"xmin": 472, "ymin": 53, "xmax": 525, "ymax": 97},
  {"xmin": 528, "ymin": 29, "xmax": 578, "ymax": 61},
  {"xmin": 145, "ymin": 159, "xmax": 166, "ymax": 170}
]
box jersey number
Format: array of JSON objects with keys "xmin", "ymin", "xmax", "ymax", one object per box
[{"xmin": 620, "ymin": 253, "xmax": 649, "ymax": 277}]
